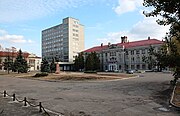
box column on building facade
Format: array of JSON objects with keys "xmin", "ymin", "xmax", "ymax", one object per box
[
  {"xmin": 139, "ymin": 64, "xmax": 142, "ymax": 70},
  {"xmin": 122, "ymin": 47, "xmax": 126, "ymax": 72}
]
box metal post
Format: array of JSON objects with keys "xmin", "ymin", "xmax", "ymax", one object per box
[
  {"xmin": 13, "ymin": 94, "xmax": 15, "ymax": 101},
  {"xmin": 24, "ymin": 97, "xmax": 27, "ymax": 106},
  {"xmin": 3, "ymin": 91, "xmax": 6, "ymax": 97},
  {"xmin": 39, "ymin": 102, "xmax": 42, "ymax": 112}
]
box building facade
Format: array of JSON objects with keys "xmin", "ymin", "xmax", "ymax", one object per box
[
  {"xmin": 0, "ymin": 46, "xmax": 41, "ymax": 71},
  {"xmin": 84, "ymin": 37, "xmax": 163, "ymax": 72},
  {"xmin": 27, "ymin": 53, "xmax": 41, "ymax": 71},
  {"xmin": 42, "ymin": 17, "xmax": 84, "ymax": 70}
]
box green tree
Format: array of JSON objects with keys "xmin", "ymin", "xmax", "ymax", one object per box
[
  {"xmin": 74, "ymin": 55, "xmax": 79, "ymax": 71},
  {"xmin": 50, "ymin": 58, "xmax": 56, "ymax": 73},
  {"xmin": 74, "ymin": 53, "xmax": 84, "ymax": 71},
  {"xmin": 143, "ymin": 0, "xmax": 180, "ymax": 84},
  {"xmin": 85, "ymin": 52, "xmax": 100, "ymax": 71},
  {"xmin": 3, "ymin": 56, "xmax": 13, "ymax": 74},
  {"xmin": 92, "ymin": 52, "xmax": 100, "ymax": 71},
  {"xmin": 142, "ymin": 46, "xmax": 157, "ymax": 70},
  {"xmin": 14, "ymin": 49, "xmax": 28, "ymax": 73},
  {"xmin": 41, "ymin": 58, "xmax": 50, "ymax": 73}
]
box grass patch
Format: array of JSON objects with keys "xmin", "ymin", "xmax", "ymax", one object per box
[
  {"xmin": 33, "ymin": 72, "xmax": 48, "ymax": 77},
  {"xmin": 41, "ymin": 72, "xmax": 136, "ymax": 81},
  {"xmin": 0, "ymin": 71, "xmax": 137, "ymax": 81},
  {"xmin": 84, "ymin": 71, "xmax": 97, "ymax": 74}
]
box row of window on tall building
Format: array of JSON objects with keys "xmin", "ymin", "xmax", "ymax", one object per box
[{"xmin": 104, "ymin": 49, "xmax": 148, "ymax": 57}]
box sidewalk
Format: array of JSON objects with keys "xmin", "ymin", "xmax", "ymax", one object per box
[{"xmin": 0, "ymin": 95, "xmax": 57, "ymax": 116}]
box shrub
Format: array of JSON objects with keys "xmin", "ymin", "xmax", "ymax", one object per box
[
  {"xmin": 84, "ymin": 71, "xmax": 97, "ymax": 74},
  {"xmin": 33, "ymin": 72, "xmax": 48, "ymax": 77}
]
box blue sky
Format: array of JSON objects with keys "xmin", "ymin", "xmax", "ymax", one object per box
[{"xmin": 0, "ymin": 0, "xmax": 169, "ymax": 56}]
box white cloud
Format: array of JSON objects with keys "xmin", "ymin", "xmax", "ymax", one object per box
[
  {"xmin": 98, "ymin": 0, "xmax": 170, "ymax": 44},
  {"xmin": 97, "ymin": 31, "xmax": 128, "ymax": 44},
  {"xmin": 114, "ymin": 0, "xmax": 143, "ymax": 15},
  {"xmin": 129, "ymin": 17, "xmax": 170, "ymax": 40},
  {"xmin": 0, "ymin": 29, "xmax": 7, "ymax": 35},
  {"xmin": 97, "ymin": 17, "xmax": 170, "ymax": 44},
  {"xmin": 0, "ymin": 0, "xmax": 110, "ymax": 22},
  {"xmin": 0, "ymin": 29, "xmax": 34, "ymax": 43}
]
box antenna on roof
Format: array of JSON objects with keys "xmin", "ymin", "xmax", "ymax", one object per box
[
  {"xmin": 121, "ymin": 36, "xmax": 128, "ymax": 43},
  {"xmin": 101, "ymin": 43, "xmax": 103, "ymax": 47},
  {"xmin": 108, "ymin": 42, "xmax": 111, "ymax": 47}
]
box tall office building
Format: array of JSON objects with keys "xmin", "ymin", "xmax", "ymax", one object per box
[{"xmin": 42, "ymin": 17, "xmax": 84, "ymax": 70}]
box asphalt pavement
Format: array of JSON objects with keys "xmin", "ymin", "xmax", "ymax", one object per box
[{"xmin": 0, "ymin": 72, "xmax": 179, "ymax": 116}]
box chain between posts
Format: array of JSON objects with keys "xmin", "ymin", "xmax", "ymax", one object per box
[{"xmin": 0, "ymin": 90, "xmax": 51, "ymax": 115}]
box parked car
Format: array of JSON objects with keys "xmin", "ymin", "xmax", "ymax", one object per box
[{"xmin": 126, "ymin": 70, "xmax": 134, "ymax": 74}]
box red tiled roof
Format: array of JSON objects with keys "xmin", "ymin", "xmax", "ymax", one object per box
[
  {"xmin": 117, "ymin": 39, "xmax": 163, "ymax": 48},
  {"xmin": 0, "ymin": 51, "xmax": 29, "ymax": 58},
  {"xmin": 83, "ymin": 45, "xmax": 108, "ymax": 52},
  {"xmin": 84, "ymin": 39, "xmax": 163, "ymax": 53}
]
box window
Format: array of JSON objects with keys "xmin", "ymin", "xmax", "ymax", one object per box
[
  {"xmin": 72, "ymin": 29, "xmax": 78, "ymax": 32},
  {"xmin": 131, "ymin": 50, "xmax": 134, "ymax": 55},
  {"xmin": 106, "ymin": 59, "xmax": 108, "ymax": 62},
  {"xmin": 142, "ymin": 49, "xmax": 145, "ymax": 54},
  {"xmin": 131, "ymin": 57, "xmax": 134, "ymax": 62},
  {"xmin": 126, "ymin": 51, "xmax": 129, "ymax": 55},
  {"xmin": 137, "ymin": 65, "xmax": 140, "ymax": 69},
  {"xmin": 110, "ymin": 52, "xmax": 116, "ymax": 56},
  {"xmin": 136, "ymin": 50, "xmax": 140, "ymax": 54},
  {"xmin": 74, "ymin": 21, "xmax": 78, "ymax": 24},
  {"xmin": 119, "ymin": 65, "xmax": 121, "ymax": 70},
  {"xmin": 64, "ymin": 56, "xmax": 69, "ymax": 59},
  {"xmin": 136, "ymin": 56, "xmax": 140, "ymax": 63},
  {"xmin": 73, "ymin": 25, "xmax": 79, "ymax": 28},
  {"xmin": 73, "ymin": 33, "xmax": 78, "ymax": 37},
  {"xmin": 142, "ymin": 64, "xmax": 146, "ymax": 69},
  {"xmin": 105, "ymin": 65, "xmax": 108, "ymax": 70},
  {"xmin": 131, "ymin": 65, "xmax": 135, "ymax": 69}
]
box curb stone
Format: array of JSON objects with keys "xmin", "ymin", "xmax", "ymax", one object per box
[{"xmin": 170, "ymin": 84, "xmax": 180, "ymax": 109}]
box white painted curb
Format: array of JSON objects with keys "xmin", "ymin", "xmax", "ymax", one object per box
[{"xmin": 170, "ymin": 85, "xmax": 180, "ymax": 108}]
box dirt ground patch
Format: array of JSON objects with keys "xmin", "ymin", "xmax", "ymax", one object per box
[
  {"xmin": 0, "ymin": 71, "xmax": 136, "ymax": 81},
  {"xmin": 33, "ymin": 72, "xmax": 136, "ymax": 81}
]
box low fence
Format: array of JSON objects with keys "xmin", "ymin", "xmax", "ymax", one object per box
[{"xmin": 0, "ymin": 90, "xmax": 62, "ymax": 116}]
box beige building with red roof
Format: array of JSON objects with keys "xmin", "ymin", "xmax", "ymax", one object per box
[
  {"xmin": 27, "ymin": 53, "xmax": 41, "ymax": 71},
  {"xmin": 0, "ymin": 46, "xmax": 41, "ymax": 71},
  {"xmin": 84, "ymin": 36, "xmax": 163, "ymax": 72}
]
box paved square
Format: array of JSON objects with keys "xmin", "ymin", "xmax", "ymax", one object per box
[{"xmin": 0, "ymin": 72, "xmax": 179, "ymax": 116}]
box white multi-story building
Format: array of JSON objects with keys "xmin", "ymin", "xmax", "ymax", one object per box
[
  {"xmin": 42, "ymin": 17, "xmax": 84, "ymax": 70},
  {"xmin": 84, "ymin": 36, "xmax": 163, "ymax": 72},
  {"xmin": 27, "ymin": 53, "xmax": 41, "ymax": 71}
]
